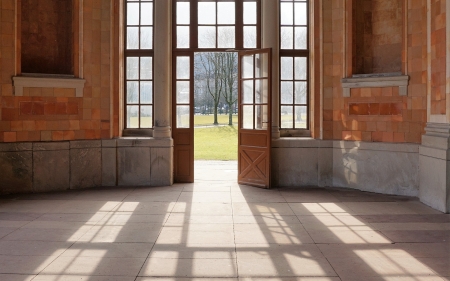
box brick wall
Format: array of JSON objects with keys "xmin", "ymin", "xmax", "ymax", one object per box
[
  {"xmin": 322, "ymin": 0, "xmax": 427, "ymax": 144},
  {"xmin": 430, "ymin": 0, "xmax": 447, "ymax": 115},
  {"xmin": 0, "ymin": 0, "xmax": 113, "ymax": 142}
]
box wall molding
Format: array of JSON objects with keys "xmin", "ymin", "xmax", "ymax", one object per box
[
  {"xmin": 13, "ymin": 76, "xmax": 86, "ymax": 97},
  {"xmin": 341, "ymin": 75, "xmax": 410, "ymax": 97}
]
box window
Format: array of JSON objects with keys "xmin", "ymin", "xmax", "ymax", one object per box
[
  {"xmin": 125, "ymin": 0, "xmax": 154, "ymax": 129},
  {"xmin": 279, "ymin": 0, "xmax": 309, "ymax": 133},
  {"xmin": 174, "ymin": 0, "xmax": 260, "ymax": 50}
]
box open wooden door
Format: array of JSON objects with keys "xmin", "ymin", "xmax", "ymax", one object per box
[
  {"xmin": 173, "ymin": 54, "xmax": 194, "ymax": 183},
  {"xmin": 238, "ymin": 49, "xmax": 272, "ymax": 188}
]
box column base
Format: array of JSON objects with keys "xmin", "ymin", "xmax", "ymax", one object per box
[
  {"xmin": 153, "ymin": 126, "xmax": 172, "ymax": 138},
  {"xmin": 419, "ymin": 123, "xmax": 450, "ymax": 213}
]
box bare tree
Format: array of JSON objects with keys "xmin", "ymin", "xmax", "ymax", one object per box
[{"xmin": 220, "ymin": 52, "xmax": 238, "ymax": 125}]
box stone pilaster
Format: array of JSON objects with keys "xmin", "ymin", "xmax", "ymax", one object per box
[{"xmin": 419, "ymin": 123, "xmax": 450, "ymax": 213}]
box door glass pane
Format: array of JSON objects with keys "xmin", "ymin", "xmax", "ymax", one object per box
[
  {"xmin": 177, "ymin": 57, "xmax": 190, "ymax": 79},
  {"xmin": 140, "ymin": 106, "xmax": 153, "ymax": 128},
  {"xmin": 140, "ymin": 57, "xmax": 153, "ymax": 79},
  {"xmin": 255, "ymin": 53, "xmax": 268, "ymax": 78},
  {"xmin": 280, "ymin": 27, "xmax": 293, "ymax": 49},
  {"xmin": 255, "ymin": 79, "xmax": 268, "ymax": 104},
  {"xmin": 218, "ymin": 26, "xmax": 235, "ymax": 48},
  {"xmin": 280, "ymin": 106, "xmax": 293, "ymax": 129},
  {"xmin": 243, "ymin": 26, "xmax": 256, "ymax": 48},
  {"xmin": 218, "ymin": 2, "xmax": 235, "ymax": 24},
  {"xmin": 295, "ymin": 82, "xmax": 307, "ymax": 104},
  {"xmin": 177, "ymin": 81, "xmax": 190, "ymax": 104},
  {"xmin": 198, "ymin": 2, "xmax": 216, "ymax": 24},
  {"xmin": 294, "ymin": 57, "xmax": 307, "ymax": 80},
  {"xmin": 177, "ymin": 105, "xmax": 190, "ymax": 128},
  {"xmin": 141, "ymin": 3, "xmax": 153, "ymax": 25},
  {"xmin": 281, "ymin": 82, "xmax": 293, "ymax": 104},
  {"xmin": 295, "ymin": 106, "xmax": 307, "ymax": 129},
  {"xmin": 255, "ymin": 105, "xmax": 269, "ymax": 129},
  {"xmin": 127, "ymin": 105, "xmax": 139, "ymax": 128},
  {"xmin": 127, "ymin": 27, "xmax": 139, "ymax": 49},
  {"xmin": 281, "ymin": 57, "xmax": 293, "ymax": 80},
  {"xmin": 140, "ymin": 81, "xmax": 153, "ymax": 103},
  {"xmin": 140, "ymin": 27, "xmax": 153, "ymax": 49},
  {"xmin": 177, "ymin": 26, "xmax": 190, "ymax": 48},
  {"xmin": 243, "ymin": 80, "xmax": 253, "ymax": 104},
  {"xmin": 294, "ymin": 2, "xmax": 307, "ymax": 25},
  {"xmin": 127, "ymin": 3, "xmax": 139, "ymax": 25},
  {"xmin": 242, "ymin": 105, "xmax": 254, "ymax": 129},
  {"xmin": 295, "ymin": 27, "xmax": 307, "ymax": 49},
  {"xmin": 127, "ymin": 82, "xmax": 139, "ymax": 103},
  {"xmin": 242, "ymin": 55, "xmax": 254, "ymax": 78},
  {"xmin": 127, "ymin": 57, "xmax": 139, "ymax": 79},
  {"xmin": 243, "ymin": 2, "xmax": 257, "ymax": 24},
  {"xmin": 177, "ymin": 2, "xmax": 190, "ymax": 24},
  {"xmin": 198, "ymin": 26, "xmax": 216, "ymax": 48}
]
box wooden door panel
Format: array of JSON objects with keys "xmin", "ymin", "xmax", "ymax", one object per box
[{"xmin": 238, "ymin": 49, "xmax": 272, "ymax": 188}]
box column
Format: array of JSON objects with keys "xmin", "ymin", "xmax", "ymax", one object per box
[
  {"xmin": 419, "ymin": 0, "xmax": 450, "ymax": 213},
  {"xmin": 153, "ymin": 0, "xmax": 172, "ymax": 138},
  {"xmin": 262, "ymin": 0, "xmax": 280, "ymax": 139}
]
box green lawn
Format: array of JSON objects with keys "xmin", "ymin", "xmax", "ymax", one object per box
[
  {"xmin": 194, "ymin": 122, "xmax": 238, "ymax": 160},
  {"xmin": 194, "ymin": 114, "xmax": 238, "ymax": 126}
]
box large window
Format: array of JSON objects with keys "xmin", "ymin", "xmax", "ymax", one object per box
[
  {"xmin": 279, "ymin": 0, "xmax": 309, "ymax": 133},
  {"xmin": 174, "ymin": 0, "xmax": 260, "ymax": 50},
  {"xmin": 125, "ymin": 0, "xmax": 154, "ymax": 129}
]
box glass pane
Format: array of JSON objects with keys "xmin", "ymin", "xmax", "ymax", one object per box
[
  {"xmin": 127, "ymin": 3, "xmax": 139, "ymax": 25},
  {"xmin": 255, "ymin": 53, "xmax": 268, "ymax": 78},
  {"xmin": 255, "ymin": 79, "xmax": 268, "ymax": 104},
  {"xmin": 294, "ymin": 2, "xmax": 307, "ymax": 25},
  {"xmin": 140, "ymin": 27, "xmax": 153, "ymax": 49},
  {"xmin": 127, "ymin": 105, "xmax": 139, "ymax": 128},
  {"xmin": 295, "ymin": 106, "xmax": 307, "ymax": 129},
  {"xmin": 177, "ymin": 81, "xmax": 190, "ymax": 104},
  {"xmin": 281, "ymin": 82, "xmax": 293, "ymax": 104},
  {"xmin": 281, "ymin": 27, "xmax": 293, "ymax": 49},
  {"xmin": 280, "ymin": 2, "xmax": 293, "ymax": 25},
  {"xmin": 177, "ymin": 106, "xmax": 190, "ymax": 128},
  {"xmin": 295, "ymin": 27, "xmax": 307, "ymax": 49},
  {"xmin": 242, "ymin": 55, "xmax": 254, "ymax": 79},
  {"xmin": 140, "ymin": 106, "xmax": 153, "ymax": 128},
  {"xmin": 177, "ymin": 26, "xmax": 190, "ymax": 48},
  {"xmin": 243, "ymin": 80, "xmax": 253, "ymax": 104},
  {"xmin": 280, "ymin": 106, "xmax": 293, "ymax": 129},
  {"xmin": 243, "ymin": 105, "xmax": 253, "ymax": 129},
  {"xmin": 243, "ymin": 26, "xmax": 256, "ymax": 48},
  {"xmin": 294, "ymin": 57, "xmax": 307, "ymax": 80},
  {"xmin": 140, "ymin": 57, "xmax": 153, "ymax": 79},
  {"xmin": 198, "ymin": 26, "xmax": 216, "ymax": 48},
  {"xmin": 218, "ymin": 26, "xmax": 235, "ymax": 48},
  {"xmin": 177, "ymin": 2, "xmax": 190, "ymax": 24},
  {"xmin": 126, "ymin": 57, "xmax": 139, "ymax": 79},
  {"xmin": 140, "ymin": 81, "xmax": 153, "ymax": 103},
  {"xmin": 177, "ymin": 57, "xmax": 190, "ymax": 79},
  {"xmin": 218, "ymin": 2, "xmax": 235, "ymax": 24},
  {"xmin": 141, "ymin": 3, "xmax": 153, "ymax": 25},
  {"xmin": 255, "ymin": 105, "xmax": 269, "ymax": 129},
  {"xmin": 127, "ymin": 82, "xmax": 139, "ymax": 104},
  {"xmin": 243, "ymin": 2, "xmax": 257, "ymax": 24},
  {"xmin": 295, "ymin": 82, "xmax": 307, "ymax": 104},
  {"xmin": 127, "ymin": 27, "xmax": 139, "ymax": 49},
  {"xmin": 198, "ymin": 2, "xmax": 216, "ymax": 24},
  {"xmin": 281, "ymin": 57, "xmax": 293, "ymax": 80}
]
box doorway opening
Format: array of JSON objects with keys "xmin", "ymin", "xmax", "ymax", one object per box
[{"xmin": 193, "ymin": 52, "xmax": 238, "ymax": 181}]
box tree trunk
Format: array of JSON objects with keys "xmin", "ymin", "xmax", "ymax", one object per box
[
  {"xmin": 214, "ymin": 106, "xmax": 218, "ymax": 125},
  {"xmin": 228, "ymin": 105, "xmax": 233, "ymax": 125}
]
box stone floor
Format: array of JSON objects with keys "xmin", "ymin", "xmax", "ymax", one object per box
[{"xmin": 0, "ymin": 161, "xmax": 449, "ymax": 281}]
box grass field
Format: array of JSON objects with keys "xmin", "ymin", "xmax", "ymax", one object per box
[{"xmin": 194, "ymin": 114, "xmax": 238, "ymax": 160}]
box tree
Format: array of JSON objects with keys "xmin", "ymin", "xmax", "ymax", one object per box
[{"xmin": 220, "ymin": 52, "xmax": 238, "ymax": 125}]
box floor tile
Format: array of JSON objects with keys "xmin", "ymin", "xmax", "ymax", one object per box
[
  {"xmin": 232, "ymin": 203, "xmax": 295, "ymax": 216},
  {"xmin": 77, "ymin": 224, "xmax": 162, "ymax": 243},
  {"xmin": 0, "ymin": 240, "xmax": 72, "ymax": 256},
  {"xmin": 171, "ymin": 202, "xmax": 233, "ymax": 216},
  {"xmin": 61, "ymin": 242, "xmax": 154, "ymax": 258},
  {"xmin": 0, "ymin": 255, "xmax": 58, "ymax": 274},
  {"xmin": 139, "ymin": 257, "xmax": 238, "ymax": 277},
  {"xmin": 0, "ymin": 274, "xmax": 36, "ymax": 281},
  {"xmin": 234, "ymin": 224, "xmax": 313, "ymax": 244},
  {"xmin": 166, "ymin": 214, "xmax": 234, "ymax": 225},
  {"xmin": 150, "ymin": 243, "xmax": 236, "ymax": 259},
  {"xmin": 178, "ymin": 192, "xmax": 232, "ymax": 203}
]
